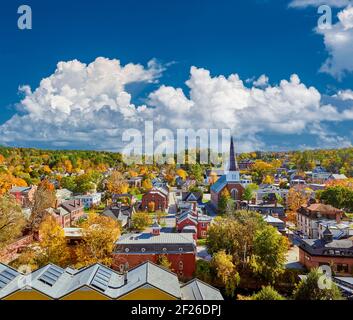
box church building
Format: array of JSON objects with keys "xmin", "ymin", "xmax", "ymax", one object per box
[{"xmin": 210, "ymin": 137, "xmax": 245, "ymax": 208}]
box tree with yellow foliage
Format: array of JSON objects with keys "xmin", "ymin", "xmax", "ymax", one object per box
[
  {"xmin": 0, "ymin": 194, "xmax": 26, "ymax": 251},
  {"xmin": 262, "ymin": 175, "xmax": 274, "ymax": 185},
  {"xmin": 142, "ymin": 179, "xmax": 152, "ymax": 192},
  {"xmin": 37, "ymin": 215, "xmax": 71, "ymax": 267},
  {"xmin": 176, "ymin": 169, "xmax": 188, "ymax": 181},
  {"xmin": 106, "ymin": 171, "xmax": 129, "ymax": 194},
  {"xmin": 74, "ymin": 212, "xmax": 120, "ymax": 268}
]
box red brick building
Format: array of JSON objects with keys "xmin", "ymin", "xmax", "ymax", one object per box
[
  {"xmin": 141, "ymin": 188, "xmax": 169, "ymax": 212},
  {"xmin": 9, "ymin": 186, "xmax": 37, "ymax": 208},
  {"xmin": 176, "ymin": 206, "xmax": 212, "ymax": 239},
  {"xmin": 46, "ymin": 199, "xmax": 85, "ymax": 228},
  {"xmin": 113, "ymin": 226, "xmax": 196, "ymax": 279},
  {"xmin": 299, "ymin": 229, "xmax": 353, "ymax": 276}
]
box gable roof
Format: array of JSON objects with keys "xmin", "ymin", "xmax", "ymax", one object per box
[{"xmin": 181, "ymin": 279, "xmax": 223, "ymax": 300}]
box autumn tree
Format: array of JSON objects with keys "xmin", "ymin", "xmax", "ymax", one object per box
[
  {"xmin": 176, "ymin": 169, "xmax": 188, "ymax": 181},
  {"xmin": 37, "ymin": 215, "xmax": 70, "ymax": 267},
  {"xmin": 107, "ymin": 171, "xmax": 129, "ymax": 194},
  {"xmin": 211, "ymin": 250, "xmax": 240, "ymax": 297},
  {"xmin": 286, "ymin": 188, "xmax": 312, "ymax": 224},
  {"xmin": 0, "ymin": 194, "xmax": 26, "ymax": 250},
  {"xmin": 218, "ymin": 188, "xmax": 232, "ymax": 214},
  {"xmin": 250, "ymin": 160, "xmax": 275, "ymax": 184},
  {"xmin": 142, "ymin": 179, "xmax": 153, "ymax": 192},
  {"xmin": 157, "ymin": 254, "xmax": 172, "ymax": 270},
  {"xmin": 30, "ymin": 180, "xmax": 56, "ymax": 232},
  {"xmin": 74, "ymin": 212, "xmax": 120, "ymax": 268},
  {"xmin": 148, "ymin": 202, "xmax": 155, "ymax": 213},
  {"xmin": 209, "ymin": 171, "xmax": 219, "ymax": 185},
  {"xmin": 131, "ymin": 212, "xmax": 152, "ymax": 231}
]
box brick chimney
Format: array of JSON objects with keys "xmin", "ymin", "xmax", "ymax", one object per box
[{"xmin": 151, "ymin": 221, "xmax": 161, "ymax": 236}]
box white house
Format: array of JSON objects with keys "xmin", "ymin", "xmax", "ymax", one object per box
[{"xmin": 75, "ymin": 193, "xmax": 102, "ymax": 209}]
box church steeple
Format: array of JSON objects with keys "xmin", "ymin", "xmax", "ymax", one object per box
[{"xmin": 229, "ymin": 136, "xmax": 239, "ymax": 172}]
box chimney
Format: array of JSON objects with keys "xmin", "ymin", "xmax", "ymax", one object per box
[
  {"xmin": 152, "ymin": 221, "xmax": 161, "ymax": 236},
  {"xmin": 124, "ymin": 272, "xmax": 128, "ymax": 285},
  {"xmin": 192, "ymin": 202, "xmax": 197, "ymax": 214},
  {"xmin": 336, "ymin": 212, "xmax": 342, "ymax": 224},
  {"xmin": 54, "ymin": 199, "xmax": 60, "ymax": 209}
]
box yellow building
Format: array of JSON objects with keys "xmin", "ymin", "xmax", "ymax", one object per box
[{"xmin": 0, "ymin": 261, "xmax": 223, "ymax": 300}]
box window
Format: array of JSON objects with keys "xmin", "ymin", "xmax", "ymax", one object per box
[
  {"xmin": 179, "ymin": 261, "xmax": 184, "ymax": 270},
  {"xmin": 336, "ymin": 264, "xmax": 349, "ymax": 273}
]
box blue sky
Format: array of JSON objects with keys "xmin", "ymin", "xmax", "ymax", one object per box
[{"xmin": 0, "ymin": 0, "xmax": 353, "ymax": 152}]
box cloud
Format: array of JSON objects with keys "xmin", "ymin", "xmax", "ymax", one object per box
[
  {"xmin": 316, "ymin": 6, "xmax": 353, "ymax": 79},
  {"xmin": 334, "ymin": 89, "xmax": 353, "ymax": 100},
  {"xmin": 289, "ymin": 1, "xmax": 353, "ymax": 79},
  {"xmin": 149, "ymin": 67, "xmax": 353, "ymax": 150},
  {"xmin": 1, "ymin": 59, "xmax": 353, "ymax": 152},
  {"xmin": 253, "ymin": 74, "xmax": 269, "ymax": 88},
  {"xmin": 289, "ymin": 0, "xmax": 352, "ymax": 8},
  {"xmin": 0, "ymin": 57, "xmax": 162, "ymax": 151}
]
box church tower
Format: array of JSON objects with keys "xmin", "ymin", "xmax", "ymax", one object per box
[{"xmin": 226, "ymin": 136, "xmax": 240, "ymax": 182}]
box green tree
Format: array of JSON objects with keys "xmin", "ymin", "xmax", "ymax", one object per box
[
  {"xmin": 293, "ymin": 268, "xmax": 344, "ymax": 300},
  {"xmin": 60, "ymin": 176, "xmax": 77, "ymax": 191},
  {"xmin": 195, "ymin": 260, "xmax": 213, "ymax": 284},
  {"xmin": 132, "ymin": 212, "xmax": 152, "ymax": 231},
  {"xmin": 218, "ymin": 188, "xmax": 232, "ymax": 214},
  {"xmin": 242, "ymin": 186, "xmax": 255, "ymax": 206},
  {"xmin": 318, "ymin": 186, "xmax": 353, "ymax": 211},
  {"xmin": 250, "ymin": 226, "xmax": 289, "ymax": 283},
  {"xmin": 251, "ymin": 286, "xmax": 285, "ymax": 300}
]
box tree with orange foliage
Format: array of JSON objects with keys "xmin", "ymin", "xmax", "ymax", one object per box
[
  {"xmin": 209, "ymin": 171, "xmax": 219, "ymax": 185},
  {"xmin": 0, "ymin": 173, "xmax": 28, "ymax": 195},
  {"xmin": 29, "ymin": 180, "xmax": 56, "ymax": 231},
  {"xmin": 286, "ymin": 188, "xmax": 312, "ymax": 224}
]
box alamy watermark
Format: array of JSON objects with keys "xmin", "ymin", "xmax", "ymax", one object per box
[
  {"xmin": 318, "ymin": 5, "xmax": 332, "ymax": 30},
  {"xmin": 122, "ymin": 121, "xmax": 233, "ymax": 166},
  {"xmin": 17, "ymin": 5, "xmax": 32, "ymax": 30}
]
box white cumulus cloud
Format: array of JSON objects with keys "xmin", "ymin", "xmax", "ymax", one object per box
[{"xmin": 1, "ymin": 59, "xmax": 353, "ymax": 152}]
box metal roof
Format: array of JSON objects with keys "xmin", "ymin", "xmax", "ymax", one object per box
[
  {"xmin": 0, "ymin": 261, "xmax": 222, "ymax": 300},
  {"xmin": 181, "ymin": 279, "xmax": 223, "ymax": 300}
]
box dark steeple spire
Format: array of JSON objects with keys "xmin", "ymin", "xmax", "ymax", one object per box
[{"xmin": 229, "ymin": 136, "xmax": 239, "ymax": 172}]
